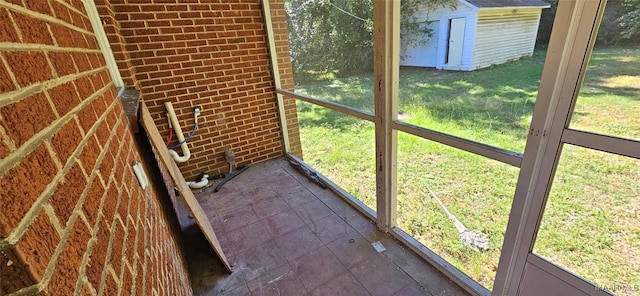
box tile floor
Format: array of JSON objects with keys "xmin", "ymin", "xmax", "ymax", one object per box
[{"xmin": 177, "ymin": 157, "xmax": 470, "ymax": 296}]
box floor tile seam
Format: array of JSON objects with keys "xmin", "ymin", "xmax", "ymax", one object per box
[
  {"xmin": 290, "ymin": 201, "xmax": 324, "ymax": 229},
  {"xmin": 347, "ymin": 262, "xmax": 387, "ymax": 296},
  {"xmin": 324, "ymin": 240, "xmax": 362, "ymax": 272},
  {"xmin": 296, "ymin": 184, "xmax": 367, "ymax": 234},
  {"xmin": 307, "ymin": 270, "xmax": 374, "ymax": 296},
  {"xmin": 221, "ymin": 205, "xmax": 262, "ymax": 232},
  {"xmin": 292, "ymin": 245, "xmax": 350, "ymax": 293},
  {"xmin": 376, "ymin": 252, "xmax": 421, "ymax": 295},
  {"xmin": 251, "ymin": 195, "xmax": 295, "ymax": 220},
  {"xmin": 380, "ymin": 249, "xmax": 437, "ymax": 295},
  {"xmin": 314, "ymin": 226, "xmax": 351, "ymax": 246},
  {"xmin": 279, "ymin": 236, "xmax": 325, "ymax": 267}
]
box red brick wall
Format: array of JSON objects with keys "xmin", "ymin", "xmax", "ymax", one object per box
[
  {"xmin": 0, "ymin": 1, "xmax": 190, "ymax": 295},
  {"xmin": 98, "ymin": 0, "xmax": 302, "ymax": 179}
]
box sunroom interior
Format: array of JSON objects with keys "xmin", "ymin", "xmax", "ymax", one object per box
[
  {"xmin": 264, "ymin": 1, "xmax": 638, "ymax": 295},
  {"xmin": 1, "ymin": 0, "xmax": 637, "ymax": 295}
]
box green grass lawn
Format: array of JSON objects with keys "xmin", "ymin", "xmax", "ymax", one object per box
[{"xmin": 293, "ymin": 47, "xmax": 639, "ymax": 291}]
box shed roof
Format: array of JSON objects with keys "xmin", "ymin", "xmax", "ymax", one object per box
[{"xmin": 464, "ymin": 0, "xmax": 550, "ymax": 8}]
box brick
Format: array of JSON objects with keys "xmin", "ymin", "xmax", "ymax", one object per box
[
  {"xmin": 0, "ymin": 60, "xmax": 16, "ymax": 93},
  {"xmin": 50, "ymin": 163, "xmax": 86, "ymax": 225},
  {"xmin": 51, "ymin": 119, "xmax": 83, "ymax": 165},
  {"xmin": 77, "ymin": 102, "xmax": 98, "ymax": 134},
  {"xmin": 90, "ymin": 95, "xmax": 107, "ymax": 120},
  {"xmin": 135, "ymin": 220, "xmax": 144, "ymax": 259},
  {"xmin": 25, "ymin": 0, "xmax": 53, "ymax": 16},
  {"xmin": 85, "ymin": 220, "xmax": 109, "ymax": 288},
  {"xmin": 73, "ymin": 52, "xmax": 92, "ymax": 73},
  {"xmin": 43, "ymin": 219, "xmax": 92, "ymax": 296},
  {"xmin": 48, "ymin": 52, "xmax": 78, "ymax": 77},
  {"xmin": 50, "ymin": 0, "xmax": 72, "ymax": 24},
  {"xmin": 14, "ymin": 211, "xmax": 60, "ymax": 280},
  {"xmin": 103, "ymin": 271, "xmax": 118, "ymax": 296},
  {"xmin": 4, "ymin": 51, "xmax": 53, "ymax": 87},
  {"xmin": 121, "ymin": 264, "xmax": 133, "ymax": 295},
  {"xmin": 82, "ymin": 179, "xmax": 104, "ymax": 227},
  {"xmin": 94, "ymin": 119, "xmax": 110, "ymax": 148},
  {"xmin": 11, "ymin": 12, "xmax": 54, "ymax": 45},
  {"xmin": 75, "ymin": 77, "xmax": 96, "ymax": 100},
  {"xmin": 116, "ymin": 185, "xmax": 129, "ymax": 220},
  {"xmin": 106, "ymin": 108, "xmax": 120, "ymax": 130},
  {"xmin": 97, "ymin": 144, "xmax": 114, "ymax": 179},
  {"xmin": 102, "ymin": 184, "xmax": 119, "ymax": 225},
  {"xmin": 78, "ymin": 135, "xmax": 100, "ymax": 172},
  {"xmin": 0, "ymin": 145, "xmax": 57, "ymax": 237},
  {"xmin": 124, "ymin": 222, "xmax": 137, "ymax": 264},
  {"xmin": 48, "ymin": 81, "xmax": 81, "ymax": 117},
  {"xmin": 50, "ymin": 23, "xmax": 75, "ymax": 48},
  {"xmin": 83, "ymin": 33, "xmax": 98, "ymax": 50},
  {"xmin": 0, "ymin": 140, "xmax": 9, "ymax": 159},
  {"xmin": 0, "ymin": 8, "xmax": 19, "ymax": 42},
  {"xmin": 79, "ymin": 281, "xmax": 94, "ymax": 296},
  {"xmin": 110, "ymin": 221, "xmax": 125, "ymax": 275},
  {"xmin": 87, "ymin": 53, "xmax": 105, "ymax": 69}
]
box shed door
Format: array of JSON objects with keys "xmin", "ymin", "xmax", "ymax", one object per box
[{"xmin": 446, "ymin": 17, "xmax": 465, "ymax": 66}]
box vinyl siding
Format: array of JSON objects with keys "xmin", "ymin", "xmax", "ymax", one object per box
[{"xmin": 471, "ymin": 8, "xmax": 543, "ymax": 70}]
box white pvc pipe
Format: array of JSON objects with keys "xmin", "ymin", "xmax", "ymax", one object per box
[
  {"xmin": 165, "ymin": 102, "xmax": 191, "ymax": 163},
  {"xmin": 186, "ymin": 175, "xmax": 209, "ymax": 189}
]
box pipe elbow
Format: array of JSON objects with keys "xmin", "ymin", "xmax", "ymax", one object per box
[
  {"xmin": 187, "ymin": 174, "xmax": 209, "ymax": 189},
  {"xmin": 168, "ymin": 148, "xmax": 191, "ymax": 163}
]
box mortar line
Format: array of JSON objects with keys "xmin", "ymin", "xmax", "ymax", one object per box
[
  {"xmin": 0, "ymin": 53, "xmax": 19, "ymax": 96},
  {"xmin": 3, "ymin": 85, "xmax": 116, "ymax": 244},
  {"xmin": 43, "ymin": 141, "xmax": 64, "ymax": 171},
  {"xmin": 0, "ymin": 2, "xmax": 95, "ymax": 35},
  {"xmin": 0, "ymin": 42, "xmax": 103, "ymax": 53},
  {"xmin": 42, "ymin": 204, "xmax": 64, "ymax": 237},
  {"xmin": 0, "ymin": 124, "xmax": 16, "ymax": 152},
  {"xmin": 0, "ymin": 82, "xmax": 112, "ymax": 175},
  {"xmin": 96, "ymin": 217, "xmax": 124, "ymax": 296},
  {"xmin": 0, "ymin": 66, "xmax": 108, "ymax": 107},
  {"xmin": 3, "ymin": 284, "xmax": 40, "ymax": 296},
  {"xmin": 72, "ymin": 155, "xmax": 118, "ymax": 296},
  {"xmin": 34, "ymin": 100, "xmax": 121, "ymax": 293},
  {"xmin": 59, "ymin": 0, "xmax": 87, "ymax": 17}
]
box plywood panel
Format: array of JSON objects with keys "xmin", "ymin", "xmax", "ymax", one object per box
[{"xmin": 140, "ymin": 102, "xmax": 232, "ymax": 272}]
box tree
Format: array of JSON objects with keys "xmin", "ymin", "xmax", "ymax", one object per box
[
  {"xmin": 618, "ymin": 0, "xmax": 640, "ymax": 42},
  {"xmin": 285, "ymin": 0, "xmax": 456, "ymax": 74},
  {"xmin": 536, "ymin": 0, "xmax": 640, "ymax": 47}
]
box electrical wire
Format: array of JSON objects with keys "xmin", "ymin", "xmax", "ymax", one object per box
[
  {"xmin": 327, "ymin": 1, "xmax": 368, "ymax": 22},
  {"xmin": 165, "ymin": 127, "xmax": 173, "ymax": 146},
  {"xmin": 167, "ymin": 123, "xmax": 198, "ymax": 150}
]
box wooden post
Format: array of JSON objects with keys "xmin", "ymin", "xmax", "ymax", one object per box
[
  {"xmin": 373, "ymin": 0, "xmax": 400, "ymax": 230},
  {"xmin": 262, "ymin": 0, "xmax": 291, "ymax": 153}
]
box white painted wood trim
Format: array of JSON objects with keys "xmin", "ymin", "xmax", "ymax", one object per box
[
  {"xmin": 82, "ymin": 0, "xmax": 124, "ymax": 88},
  {"xmin": 262, "ymin": 0, "xmax": 291, "ymax": 153}
]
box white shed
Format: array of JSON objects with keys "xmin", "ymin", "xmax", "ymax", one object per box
[{"xmin": 400, "ymin": 0, "xmax": 550, "ymax": 71}]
